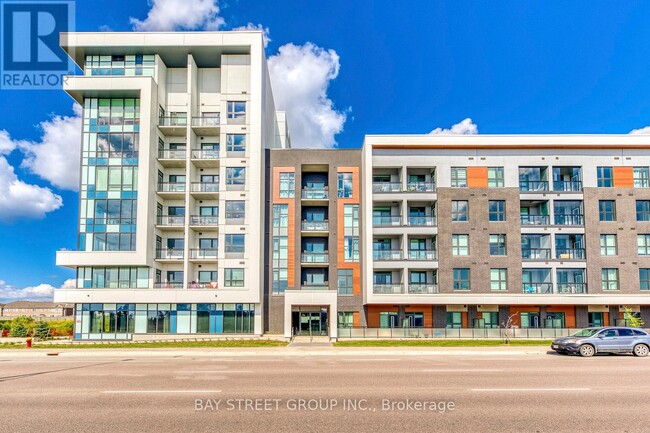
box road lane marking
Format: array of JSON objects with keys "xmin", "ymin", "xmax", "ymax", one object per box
[
  {"xmin": 343, "ymin": 359, "xmax": 401, "ymax": 362},
  {"xmin": 470, "ymin": 388, "xmax": 590, "ymax": 392},
  {"xmin": 174, "ymin": 370, "xmax": 252, "ymax": 374},
  {"xmin": 423, "ymin": 369, "xmax": 503, "ymax": 372},
  {"xmin": 103, "ymin": 390, "xmax": 222, "ymax": 394}
]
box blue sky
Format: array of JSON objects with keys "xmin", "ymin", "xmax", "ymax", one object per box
[{"xmin": 2, "ymin": 0, "xmax": 650, "ymax": 300}]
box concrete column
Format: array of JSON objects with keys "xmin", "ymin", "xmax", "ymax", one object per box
[
  {"xmin": 540, "ymin": 306, "xmax": 548, "ymax": 327},
  {"xmin": 609, "ymin": 305, "xmax": 619, "ymax": 326},
  {"xmin": 433, "ymin": 305, "xmax": 446, "ymax": 328},
  {"xmin": 498, "ymin": 305, "xmax": 510, "ymax": 327},
  {"xmin": 467, "ymin": 306, "xmax": 478, "ymax": 328},
  {"xmin": 575, "ymin": 305, "xmax": 588, "ymax": 328},
  {"xmin": 641, "ymin": 306, "xmax": 650, "ymax": 327},
  {"xmin": 397, "ymin": 305, "xmax": 406, "ymax": 326}
]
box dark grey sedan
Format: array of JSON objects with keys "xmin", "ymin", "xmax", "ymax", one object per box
[{"xmin": 552, "ymin": 327, "xmax": 650, "ymax": 357}]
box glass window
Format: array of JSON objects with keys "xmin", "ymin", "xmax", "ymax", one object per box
[
  {"xmin": 272, "ymin": 204, "xmax": 288, "ymax": 294},
  {"xmin": 452, "ymin": 234, "xmax": 469, "ymax": 256},
  {"xmin": 637, "ymin": 200, "xmax": 650, "ymax": 221},
  {"xmin": 343, "ymin": 205, "xmax": 359, "ymax": 262},
  {"xmin": 601, "ymin": 268, "xmax": 619, "ymax": 291},
  {"xmin": 279, "ymin": 172, "xmax": 295, "ymax": 198},
  {"xmin": 226, "ymin": 134, "xmax": 246, "ymax": 152},
  {"xmin": 640, "ymin": 269, "xmax": 650, "ymax": 291},
  {"xmin": 489, "ymin": 234, "xmax": 507, "ymax": 256},
  {"xmin": 638, "ymin": 235, "xmax": 650, "ymax": 256},
  {"xmin": 597, "ymin": 166, "xmax": 613, "ymax": 187},
  {"xmin": 338, "ymin": 312, "xmax": 354, "ymax": 328},
  {"xmin": 453, "ymin": 268, "xmax": 470, "ymax": 291},
  {"xmin": 227, "ymin": 101, "xmax": 246, "ymax": 123},
  {"xmin": 490, "ymin": 268, "xmax": 507, "ymax": 291},
  {"xmin": 446, "ymin": 312, "xmax": 462, "ymax": 328},
  {"xmin": 226, "ymin": 167, "xmax": 246, "ymax": 186},
  {"xmin": 224, "ymin": 269, "xmax": 245, "ymax": 287},
  {"xmin": 337, "ymin": 270, "xmax": 354, "ymax": 295},
  {"xmin": 338, "ymin": 173, "xmax": 353, "ymax": 198},
  {"xmin": 488, "ymin": 200, "xmax": 505, "ymax": 222},
  {"xmin": 225, "ymin": 201, "xmax": 245, "ymax": 220},
  {"xmin": 488, "ymin": 167, "xmax": 504, "ymax": 188},
  {"xmin": 600, "ymin": 234, "xmax": 617, "ymax": 256},
  {"xmin": 451, "ymin": 167, "xmax": 467, "ymax": 187},
  {"xmin": 634, "ymin": 167, "xmax": 650, "ymax": 188},
  {"xmin": 599, "ymin": 200, "xmax": 616, "ymax": 222},
  {"xmin": 451, "ymin": 200, "xmax": 468, "ymax": 222},
  {"xmin": 225, "ymin": 234, "xmax": 245, "ymax": 254}
]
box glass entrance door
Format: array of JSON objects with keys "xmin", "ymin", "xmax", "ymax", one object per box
[{"xmin": 292, "ymin": 309, "xmax": 328, "ymax": 336}]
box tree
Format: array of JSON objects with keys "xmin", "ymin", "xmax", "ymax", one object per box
[
  {"xmin": 32, "ymin": 322, "xmax": 50, "ymax": 340},
  {"xmin": 9, "ymin": 323, "xmax": 28, "ymax": 338},
  {"xmin": 501, "ymin": 312, "xmax": 519, "ymax": 344},
  {"xmin": 623, "ymin": 307, "xmax": 645, "ymax": 328}
]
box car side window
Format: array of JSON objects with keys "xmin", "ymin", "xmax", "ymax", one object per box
[
  {"xmin": 632, "ymin": 329, "xmax": 648, "ymax": 336},
  {"xmin": 617, "ymin": 329, "xmax": 634, "ymax": 337},
  {"xmin": 600, "ymin": 329, "xmax": 618, "ymax": 337}
]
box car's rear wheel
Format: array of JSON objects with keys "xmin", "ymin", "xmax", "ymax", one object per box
[
  {"xmin": 579, "ymin": 344, "xmax": 595, "ymax": 357},
  {"xmin": 633, "ymin": 344, "xmax": 649, "ymax": 357}
]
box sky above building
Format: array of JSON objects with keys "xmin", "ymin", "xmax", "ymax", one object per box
[{"xmin": 2, "ymin": 0, "xmax": 650, "ymax": 300}]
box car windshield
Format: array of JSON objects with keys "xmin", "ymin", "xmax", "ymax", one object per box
[{"xmin": 572, "ymin": 328, "xmax": 600, "ymax": 337}]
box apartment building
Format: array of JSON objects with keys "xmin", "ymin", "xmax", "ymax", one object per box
[
  {"xmin": 362, "ymin": 135, "xmax": 650, "ymax": 330},
  {"xmin": 52, "ymin": 30, "xmax": 650, "ymax": 339},
  {"xmin": 53, "ymin": 31, "xmax": 288, "ymax": 339}
]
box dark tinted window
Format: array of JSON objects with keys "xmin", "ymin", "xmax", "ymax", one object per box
[
  {"xmin": 617, "ymin": 329, "xmax": 634, "ymax": 337},
  {"xmin": 632, "ymin": 329, "xmax": 649, "ymax": 336},
  {"xmin": 600, "ymin": 329, "xmax": 618, "ymax": 337}
]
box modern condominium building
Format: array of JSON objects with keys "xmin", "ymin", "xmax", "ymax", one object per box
[{"xmin": 53, "ymin": 30, "xmax": 650, "ymax": 339}]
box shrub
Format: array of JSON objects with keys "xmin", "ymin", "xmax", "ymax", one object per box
[
  {"xmin": 48, "ymin": 320, "xmax": 73, "ymax": 337},
  {"xmin": 0, "ymin": 320, "xmax": 12, "ymax": 331},
  {"xmin": 9, "ymin": 323, "xmax": 28, "ymax": 338},
  {"xmin": 32, "ymin": 322, "xmax": 50, "ymax": 340}
]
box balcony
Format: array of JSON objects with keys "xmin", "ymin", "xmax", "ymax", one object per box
[
  {"xmin": 373, "ymin": 250, "xmax": 403, "ymax": 261},
  {"xmin": 557, "ymin": 283, "xmax": 587, "ymax": 294},
  {"xmin": 522, "ymin": 248, "xmax": 551, "ymax": 260},
  {"xmin": 191, "ymin": 116, "xmax": 221, "ymax": 135},
  {"xmin": 407, "ymin": 250, "xmax": 437, "ymax": 260},
  {"xmin": 301, "ymin": 189, "xmax": 329, "ymax": 200},
  {"xmin": 158, "ymin": 117, "xmax": 187, "ymax": 136},
  {"xmin": 553, "ymin": 180, "xmax": 583, "ymax": 192},
  {"xmin": 153, "ymin": 282, "xmax": 184, "ymax": 289},
  {"xmin": 189, "ymin": 248, "xmax": 218, "ymax": 260},
  {"xmin": 406, "ymin": 216, "xmax": 436, "ymax": 227},
  {"xmin": 301, "ymin": 282, "xmax": 330, "ymax": 290},
  {"xmin": 157, "ymin": 182, "xmax": 186, "ymax": 199},
  {"xmin": 156, "ymin": 215, "xmax": 185, "ymax": 229},
  {"xmin": 372, "ymin": 182, "xmax": 402, "ymax": 193},
  {"xmin": 520, "ymin": 215, "xmax": 550, "ymax": 226},
  {"xmin": 191, "ymin": 149, "xmax": 220, "ymax": 168},
  {"xmin": 158, "ymin": 149, "xmax": 186, "ymax": 167},
  {"xmin": 301, "ymin": 220, "xmax": 329, "ymax": 232},
  {"xmin": 189, "ymin": 215, "xmax": 219, "ymax": 229},
  {"xmin": 556, "ymin": 248, "xmax": 586, "ymax": 260},
  {"xmin": 301, "ymin": 252, "xmax": 329, "ymax": 264},
  {"xmin": 155, "ymin": 249, "xmax": 184, "ymax": 260},
  {"xmin": 522, "ymin": 283, "xmax": 553, "ymax": 294},
  {"xmin": 519, "ymin": 180, "xmax": 549, "ymax": 192},
  {"xmin": 373, "ymin": 284, "xmax": 404, "ymax": 294},
  {"xmin": 373, "ymin": 216, "xmax": 402, "ymax": 227},
  {"xmin": 407, "ymin": 284, "xmax": 439, "ymax": 294},
  {"xmin": 190, "ymin": 182, "xmax": 219, "ymax": 197},
  {"xmin": 406, "ymin": 182, "xmax": 436, "ymax": 192},
  {"xmin": 554, "ymin": 214, "xmax": 584, "ymax": 226}
]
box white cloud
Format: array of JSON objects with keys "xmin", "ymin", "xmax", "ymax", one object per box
[
  {"xmin": 18, "ymin": 104, "xmax": 82, "ymax": 191},
  {"xmin": 0, "ymin": 157, "xmax": 62, "ymax": 222},
  {"xmin": 232, "ymin": 23, "xmax": 271, "ymax": 48},
  {"xmin": 0, "ymin": 279, "xmax": 75, "ymax": 302},
  {"xmin": 268, "ymin": 43, "xmax": 348, "ymax": 148},
  {"xmin": 629, "ymin": 126, "xmax": 650, "ymax": 135},
  {"xmin": 429, "ymin": 118, "xmax": 479, "ymax": 135},
  {"xmin": 130, "ymin": 0, "xmax": 225, "ymax": 31}
]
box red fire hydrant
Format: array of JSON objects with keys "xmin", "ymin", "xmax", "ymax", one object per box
[{"xmin": 26, "ymin": 339, "xmax": 32, "ymax": 348}]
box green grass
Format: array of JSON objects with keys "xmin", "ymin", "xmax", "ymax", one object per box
[
  {"xmin": 0, "ymin": 340, "xmax": 288, "ymax": 349},
  {"xmin": 334, "ymin": 339, "xmax": 553, "ymax": 347}
]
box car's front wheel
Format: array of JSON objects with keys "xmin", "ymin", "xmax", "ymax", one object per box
[
  {"xmin": 633, "ymin": 344, "xmax": 649, "ymax": 357},
  {"xmin": 579, "ymin": 344, "xmax": 595, "ymax": 357}
]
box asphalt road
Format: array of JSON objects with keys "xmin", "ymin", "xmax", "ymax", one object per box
[{"xmin": 1, "ymin": 347, "xmax": 650, "ymax": 433}]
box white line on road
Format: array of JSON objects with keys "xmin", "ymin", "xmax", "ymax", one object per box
[
  {"xmin": 470, "ymin": 388, "xmax": 590, "ymax": 392},
  {"xmin": 342, "ymin": 359, "xmax": 401, "ymax": 362},
  {"xmin": 423, "ymin": 369, "xmax": 503, "ymax": 372},
  {"xmin": 174, "ymin": 370, "xmax": 252, "ymax": 374},
  {"xmin": 103, "ymin": 390, "xmax": 222, "ymax": 394}
]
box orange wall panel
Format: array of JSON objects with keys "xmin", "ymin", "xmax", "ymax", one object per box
[
  {"xmin": 613, "ymin": 166, "xmax": 634, "ymax": 188},
  {"xmin": 548, "ymin": 305, "xmax": 576, "ymax": 328},
  {"xmin": 467, "ymin": 166, "xmax": 488, "ymax": 188}
]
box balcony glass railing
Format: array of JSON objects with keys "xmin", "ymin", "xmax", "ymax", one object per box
[
  {"xmin": 301, "ymin": 189, "xmax": 329, "ymax": 199},
  {"xmin": 189, "ymin": 248, "xmax": 218, "ymax": 259},
  {"xmin": 407, "ymin": 216, "xmax": 436, "ymax": 226},
  {"xmin": 554, "ymin": 214, "xmax": 584, "ymax": 226},
  {"xmin": 372, "ymin": 182, "xmax": 402, "ymax": 193},
  {"xmin": 301, "ymin": 252, "xmax": 329, "ymax": 263},
  {"xmin": 191, "ymin": 116, "xmax": 221, "ymax": 127},
  {"xmin": 557, "ymin": 283, "xmax": 587, "ymax": 294},
  {"xmin": 372, "ymin": 216, "xmax": 402, "ymax": 227},
  {"xmin": 154, "ymin": 282, "xmax": 184, "ymax": 289},
  {"xmin": 156, "ymin": 215, "xmax": 185, "ymax": 226},
  {"xmin": 158, "ymin": 149, "xmax": 186, "ymax": 159},
  {"xmin": 301, "ymin": 282, "xmax": 330, "ymax": 290},
  {"xmin": 301, "ymin": 221, "xmax": 329, "ymax": 231},
  {"xmin": 520, "ymin": 215, "xmax": 550, "ymax": 225},
  {"xmin": 191, "ymin": 182, "xmax": 219, "ymax": 193},
  {"xmin": 519, "ymin": 180, "xmax": 549, "ymax": 192},
  {"xmin": 408, "ymin": 250, "xmax": 437, "ymax": 260},
  {"xmin": 553, "ymin": 180, "xmax": 583, "ymax": 192},
  {"xmin": 373, "ymin": 250, "xmax": 403, "ymax": 261},
  {"xmin": 407, "ymin": 284, "xmax": 438, "ymax": 294},
  {"xmin": 189, "ymin": 215, "xmax": 219, "ymax": 225},
  {"xmin": 159, "ymin": 117, "xmax": 187, "ymax": 127},
  {"xmin": 522, "ymin": 283, "xmax": 553, "ymax": 294},
  {"xmin": 373, "ymin": 284, "xmax": 404, "ymax": 294},
  {"xmin": 157, "ymin": 182, "xmax": 186, "ymax": 193},
  {"xmin": 521, "ymin": 248, "xmax": 551, "ymax": 260},
  {"xmin": 555, "ymin": 248, "xmax": 586, "ymax": 260},
  {"xmin": 155, "ymin": 249, "xmax": 184, "ymax": 260},
  {"xmin": 191, "ymin": 149, "xmax": 220, "ymax": 159},
  {"xmin": 406, "ymin": 182, "xmax": 436, "ymax": 192}
]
